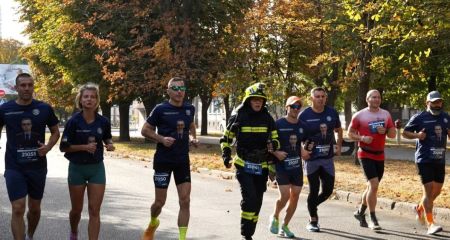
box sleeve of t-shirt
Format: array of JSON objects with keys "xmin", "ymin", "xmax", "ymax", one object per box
[
  {"xmin": 404, "ymin": 113, "xmax": 421, "ymax": 133},
  {"xmin": 146, "ymin": 105, "xmax": 160, "ymax": 126},
  {"xmin": 46, "ymin": 105, "xmax": 60, "ymax": 127},
  {"xmin": 60, "ymin": 118, "xmax": 76, "ymax": 150},
  {"xmin": 386, "ymin": 112, "xmax": 394, "ymax": 129},
  {"xmin": 298, "ymin": 119, "xmax": 308, "ymax": 142},
  {"xmin": 349, "ymin": 112, "xmax": 360, "ymax": 130},
  {"xmin": 102, "ymin": 118, "xmax": 113, "ymax": 141}
]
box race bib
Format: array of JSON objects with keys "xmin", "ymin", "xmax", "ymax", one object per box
[
  {"xmin": 244, "ymin": 162, "xmax": 263, "ymax": 175},
  {"xmin": 368, "ymin": 120, "xmax": 385, "ymax": 134},
  {"xmin": 284, "ymin": 157, "xmax": 301, "ymax": 170},
  {"xmin": 430, "ymin": 147, "xmax": 445, "ymax": 160},
  {"xmin": 154, "ymin": 172, "xmax": 170, "ymax": 188},
  {"xmin": 17, "ymin": 148, "xmax": 39, "ymax": 163},
  {"xmin": 315, "ymin": 145, "xmax": 330, "ymax": 157}
]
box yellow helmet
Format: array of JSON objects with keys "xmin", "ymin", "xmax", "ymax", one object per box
[{"xmin": 242, "ymin": 82, "xmax": 267, "ymax": 104}]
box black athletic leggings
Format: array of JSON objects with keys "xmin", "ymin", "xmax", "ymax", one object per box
[{"xmin": 307, "ymin": 166, "xmax": 335, "ymax": 218}]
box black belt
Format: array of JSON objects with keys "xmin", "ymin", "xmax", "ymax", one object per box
[{"xmin": 359, "ymin": 147, "xmax": 384, "ymax": 155}]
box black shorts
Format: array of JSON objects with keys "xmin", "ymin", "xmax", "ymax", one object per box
[
  {"xmin": 359, "ymin": 158, "xmax": 384, "ymax": 181},
  {"xmin": 153, "ymin": 161, "xmax": 191, "ymax": 189},
  {"xmin": 416, "ymin": 163, "xmax": 445, "ymax": 184},
  {"xmin": 276, "ymin": 169, "xmax": 303, "ymax": 186}
]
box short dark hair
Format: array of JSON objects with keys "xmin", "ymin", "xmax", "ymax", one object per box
[
  {"xmin": 310, "ymin": 87, "xmax": 327, "ymax": 97},
  {"xmin": 15, "ymin": 73, "xmax": 33, "ymax": 85}
]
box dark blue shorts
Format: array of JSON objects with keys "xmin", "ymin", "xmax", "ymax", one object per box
[
  {"xmin": 153, "ymin": 161, "xmax": 191, "ymax": 189},
  {"xmin": 4, "ymin": 168, "xmax": 47, "ymax": 201},
  {"xmin": 276, "ymin": 169, "xmax": 303, "ymax": 186},
  {"xmin": 417, "ymin": 163, "xmax": 445, "ymax": 184}
]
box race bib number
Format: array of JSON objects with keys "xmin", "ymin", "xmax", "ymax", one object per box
[
  {"xmin": 430, "ymin": 147, "xmax": 445, "ymax": 160},
  {"xmin": 17, "ymin": 148, "xmax": 39, "ymax": 163},
  {"xmin": 244, "ymin": 162, "xmax": 263, "ymax": 175},
  {"xmin": 154, "ymin": 172, "xmax": 170, "ymax": 188},
  {"xmin": 368, "ymin": 120, "xmax": 385, "ymax": 134},
  {"xmin": 284, "ymin": 157, "xmax": 301, "ymax": 170},
  {"xmin": 315, "ymin": 145, "xmax": 330, "ymax": 157}
]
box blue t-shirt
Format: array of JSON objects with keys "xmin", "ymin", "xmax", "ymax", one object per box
[
  {"xmin": 0, "ymin": 99, "xmax": 59, "ymax": 170},
  {"xmin": 60, "ymin": 112, "xmax": 112, "ymax": 164},
  {"xmin": 404, "ymin": 111, "xmax": 450, "ymax": 164},
  {"xmin": 146, "ymin": 101, "xmax": 195, "ymax": 164},
  {"xmin": 275, "ymin": 117, "xmax": 306, "ymax": 173},
  {"xmin": 299, "ymin": 106, "xmax": 341, "ymax": 161}
]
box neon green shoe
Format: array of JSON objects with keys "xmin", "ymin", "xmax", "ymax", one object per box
[
  {"xmin": 280, "ymin": 224, "xmax": 295, "ymax": 238},
  {"xmin": 269, "ymin": 215, "xmax": 279, "ymax": 234}
]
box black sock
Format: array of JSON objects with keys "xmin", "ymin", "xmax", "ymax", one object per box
[
  {"xmin": 370, "ymin": 212, "xmax": 377, "ymax": 221},
  {"xmin": 359, "ymin": 204, "xmax": 367, "ymax": 215}
]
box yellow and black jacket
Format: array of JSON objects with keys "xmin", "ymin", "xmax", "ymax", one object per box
[{"xmin": 220, "ymin": 104, "xmax": 279, "ymax": 172}]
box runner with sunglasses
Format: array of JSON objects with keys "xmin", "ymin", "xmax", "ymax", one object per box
[
  {"xmin": 141, "ymin": 77, "xmax": 198, "ymax": 240},
  {"xmin": 269, "ymin": 96, "xmax": 307, "ymax": 238}
]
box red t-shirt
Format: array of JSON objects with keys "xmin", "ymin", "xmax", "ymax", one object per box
[{"xmin": 349, "ymin": 108, "xmax": 394, "ymax": 161}]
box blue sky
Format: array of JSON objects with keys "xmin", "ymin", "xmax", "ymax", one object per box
[{"xmin": 1, "ymin": 0, "xmax": 29, "ymax": 44}]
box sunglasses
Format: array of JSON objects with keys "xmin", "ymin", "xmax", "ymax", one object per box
[
  {"xmin": 170, "ymin": 86, "xmax": 186, "ymax": 91},
  {"xmin": 289, "ymin": 104, "xmax": 302, "ymax": 110}
]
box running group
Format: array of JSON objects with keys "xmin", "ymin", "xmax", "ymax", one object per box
[{"xmin": 1, "ymin": 74, "xmax": 447, "ymax": 240}]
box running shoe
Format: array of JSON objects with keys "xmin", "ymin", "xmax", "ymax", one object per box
[
  {"xmin": 68, "ymin": 232, "xmax": 78, "ymax": 240},
  {"xmin": 142, "ymin": 219, "xmax": 160, "ymax": 240},
  {"xmin": 414, "ymin": 205, "xmax": 426, "ymax": 225},
  {"xmin": 427, "ymin": 223, "xmax": 443, "ymax": 235},
  {"xmin": 269, "ymin": 215, "xmax": 279, "ymax": 234},
  {"xmin": 279, "ymin": 224, "xmax": 295, "ymax": 238},
  {"xmin": 306, "ymin": 221, "xmax": 320, "ymax": 232},
  {"xmin": 369, "ymin": 217, "xmax": 382, "ymax": 231},
  {"xmin": 242, "ymin": 236, "xmax": 253, "ymax": 240},
  {"xmin": 353, "ymin": 210, "xmax": 368, "ymax": 228}
]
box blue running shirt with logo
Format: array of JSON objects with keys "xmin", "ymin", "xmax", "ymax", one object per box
[
  {"xmin": 275, "ymin": 117, "xmax": 306, "ymax": 173},
  {"xmin": 146, "ymin": 101, "xmax": 195, "ymax": 164},
  {"xmin": 61, "ymin": 112, "xmax": 112, "ymax": 164},
  {"xmin": 299, "ymin": 106, "xmax": 341, "ymax": 161},
  {"xmin": 404, "ymin": 111, "xmax": 450, "ymax": 164},
  {"xmin": 0, "ymin": 100, "xmax": 59, "ymax": 170}
]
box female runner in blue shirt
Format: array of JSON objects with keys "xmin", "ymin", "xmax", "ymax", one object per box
[{"xmin": 60, "ymin": 83, "xmax": 115, "ymax": 240}]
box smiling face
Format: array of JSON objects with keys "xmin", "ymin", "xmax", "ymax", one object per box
[{"xmin": 366, "ymin": 90, "xmax": 381, "ymax": 109}]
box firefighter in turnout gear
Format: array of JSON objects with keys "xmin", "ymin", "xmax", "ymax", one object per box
[{"xmin": 220, "ymin": 83, "xmax": 280, "ymax": 240}]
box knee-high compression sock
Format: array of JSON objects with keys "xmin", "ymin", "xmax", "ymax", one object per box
[
  {"xmin": 148, "ymin": 217, "xmax": 159, "ymax": 228},
  {"xmin": 426, "ymin": 213, "xmax": 434, "ymax": 225}
]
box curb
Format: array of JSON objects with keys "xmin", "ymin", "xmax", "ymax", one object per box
[{"xmin": 201, "ymin": 168, "xmax": 450, "ymax": 224}]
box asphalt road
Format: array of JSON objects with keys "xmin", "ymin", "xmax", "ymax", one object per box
[{"xmin": 1, "ymin": 139, "xmax": 450, "ymax": 239}]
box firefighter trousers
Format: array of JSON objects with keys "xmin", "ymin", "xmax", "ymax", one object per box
[{"xmin": 236, "ymin": 167, "xmax": 268, "ymax": 238}]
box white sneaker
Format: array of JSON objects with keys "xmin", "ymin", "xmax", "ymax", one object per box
[{"xmin": 427, "ymin": 223, "xmax": 443, "ymax": 235}]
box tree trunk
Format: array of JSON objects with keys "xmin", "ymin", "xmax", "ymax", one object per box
[
  {"xmin": 223, "ymin": 94, "xmax": 231, "ymax": 123},
  {"xmin": 199, "ymin": 93, "xmax": 212, "ymax": 136},
  {"xmin": 357, "ymin": 10, "xmax": 374, "ymax": 110},
  {"xmin": 344, "ymin": 100, "xmax": 352, "ymax": 130},
  {"xmin": 326, "ymin": 62, "xmax": 339, "ymax": 107},
  {"xmin": 142, "ymin": 93, "xmax": 162, "ymax": 118},
  {"xmin": 119, "ymin": 101, "xmax": 131, "ymax": 141},
  {"xmin": 99, "ymin": 100, "xmax": 112, "ymax": 122}
]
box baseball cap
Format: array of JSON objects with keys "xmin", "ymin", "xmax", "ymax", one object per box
[
  {"xmin": 426, "ymin": 91, "xmax": 442, "ymax": 102},
  {"xmin": 285, "ymin": 96, "xmax": 302, "ymax": 107}
]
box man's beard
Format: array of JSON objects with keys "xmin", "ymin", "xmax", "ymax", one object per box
[{"xmin": 429, "ymin": 106, "xmax": 442, "ymax": 116}]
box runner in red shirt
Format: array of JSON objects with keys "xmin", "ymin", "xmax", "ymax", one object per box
[{"xmin": 348, "ymin": 89, "xmax": 396, "ymax": 230}]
